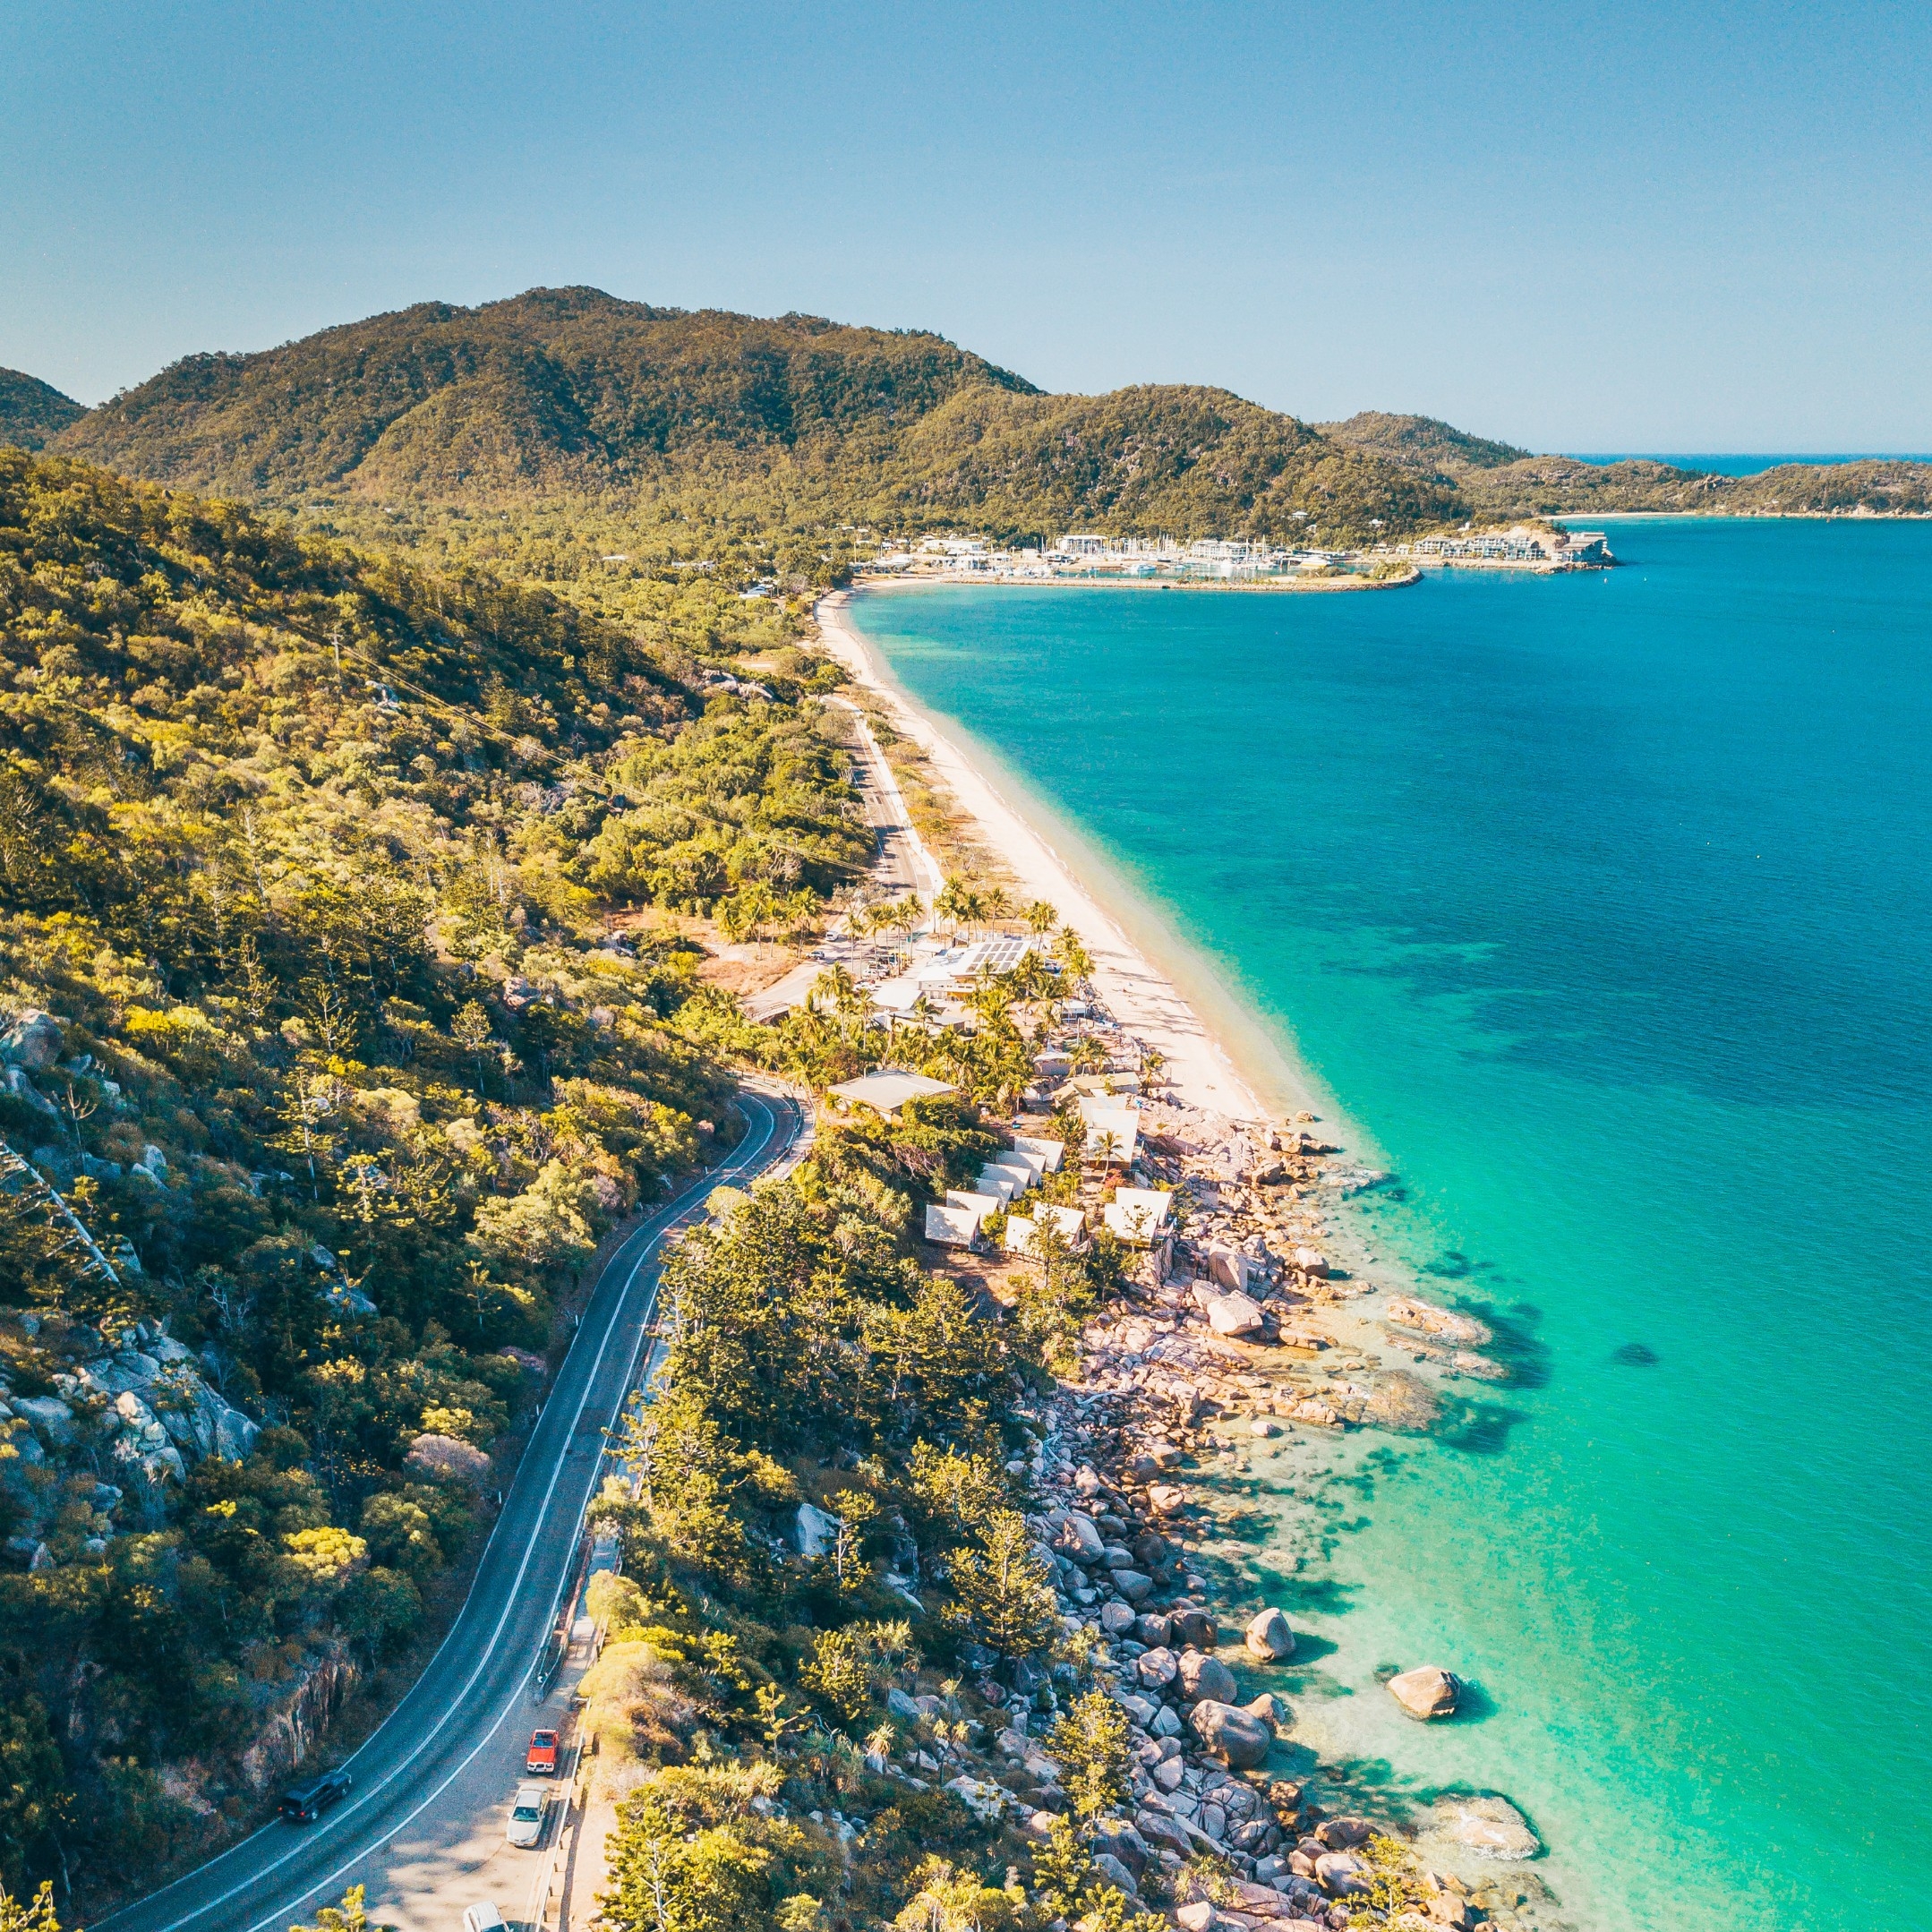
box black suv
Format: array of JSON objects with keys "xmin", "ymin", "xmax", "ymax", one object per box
[{"xmin": 279, "ymin": 1768, "xmax": 352, "ymax": 1823}]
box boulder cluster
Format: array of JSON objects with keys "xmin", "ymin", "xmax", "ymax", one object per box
[{"xmin": 1, "ymin": 1313, "xmax": 261, "ymax": 1566}]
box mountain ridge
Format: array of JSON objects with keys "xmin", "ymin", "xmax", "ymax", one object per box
[
  {"xmin": 0, "ymin": 367, "xmax": 87, "ymax": 450},
  {"xmin": 26, "ymin": 288, "xmax": 1932, "ymax": 539}
]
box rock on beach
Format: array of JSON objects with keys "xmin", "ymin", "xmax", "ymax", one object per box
[
  {"xmin": 1177, "ymin": 1649, "xmax": 1237, "ymax": 1705},
  {"xmin": 1206, "ymin": 1291, "xmax": 1267, "ymax": 1338},
  {"xmin": 1188, "ymin": 1698, "xmax": 1273, "ymax": 1768}
]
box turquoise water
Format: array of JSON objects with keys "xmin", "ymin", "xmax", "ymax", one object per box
[
  {"xmin": 1572, "ymin": 453, "xmax": 1932, "ymax": 474},
  {"xmin": 848, "ymin": 524, "xmax": 1932, "ymax": 1932}
]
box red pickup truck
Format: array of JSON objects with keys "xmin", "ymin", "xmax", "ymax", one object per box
[{"xmin": 525, "ymin": 1729, "xmax": 560, "ymax": 1776}]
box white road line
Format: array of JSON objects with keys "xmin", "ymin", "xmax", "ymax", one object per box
[{"xmin": 127, "ymin": 1091, "xmax": 792, "ymax": 1932}]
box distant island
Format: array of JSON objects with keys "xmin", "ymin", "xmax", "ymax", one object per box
[{"xmin": 4, "ymin": 289, "xmax": 1928, "ymax": 573}]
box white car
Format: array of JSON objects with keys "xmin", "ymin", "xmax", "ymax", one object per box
[
  {"xmin": 506, "ymin": 1782, "xmax": 549, "ymax": 1849},
  {"xmin": 462, "ymin": 1907, "xmax": 504, "ymax": 1932}
]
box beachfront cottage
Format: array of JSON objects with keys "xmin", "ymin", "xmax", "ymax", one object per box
[
  {"xmin": 947, "ymin": 1190, "xmax": 1004, "ymax": 1220},
  {"xmin": 983, "ymin": 1158, "xmax": 1038, "ymax": 1198},
  {"xmin": 1006, "ymin": 1204, "xmax": 1089, "ymax": 1255},
  {"xmin": 1103, "ymin": 1187, "xmax": 1174, "ymax": 1243},
  {"xmin": 924, "ymin": 1202, "xmax": 982, "ymax": 1246},
  {"xmin": 1078, "ymin": 1099, "xmax": 1141, "ymax": 1167},
  {"xmin": 1010, "ymin": 1132, "xmax": 1065, "ymax": 1172},
  {"xmin": 827, "ymin": 1069, "xmax": 957, "ymax": 1116}
]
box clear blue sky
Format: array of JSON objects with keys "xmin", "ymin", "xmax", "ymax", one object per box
[{"xmin": 4, "ymin": 0, "xmax": 1928, "ymax": 450}]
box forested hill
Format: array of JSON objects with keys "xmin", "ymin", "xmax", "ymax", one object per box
[
  {"xmin": 37, "ymin": 290, "xmax": 1932, "ymax": 542},
  {"xmin": 50, "ymin": 287, "xmax": 1463, "ymax": 544},
  {"xmin": 0, "ymin": 370, "xmax": 87, "ymax": 451},
  {"xmin": 0, "ymin": 447, "xmax": 870, "ymax": 1900},
  {"xmin": 1316, "ymin": 410, "xmax": 1533, "ymax": 471},
  {"xmin": 1319, "ymin": 411, "xmax": 1932, "ymax": 518}
]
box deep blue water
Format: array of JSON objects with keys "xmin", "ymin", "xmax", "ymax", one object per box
[{"xmin": 850, "ymin": 522, "xmax": 1932, "ymax": 1930}]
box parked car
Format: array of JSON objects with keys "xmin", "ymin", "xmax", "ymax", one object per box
[
  {"xmin": 506, "ymin": 1782, "xmax": 549, "ymax": 1849},
  {"xmin": 526, "ymin": 1729, "xmax": 560, "ymax": 1775},
  {"xmin": 278, "ymin": 1767, "xmax": 352, "ymax": 1823},
  {"xmin": 462, "ymin": 1906, "xmax": 504, "ymax": 1932}
]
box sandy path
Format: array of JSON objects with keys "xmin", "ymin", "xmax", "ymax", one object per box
[{"xmin": 816, "ymin": 591, "xmax": 1279, "ymax": 1125}]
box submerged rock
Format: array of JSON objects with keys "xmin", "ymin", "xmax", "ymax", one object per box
[
  {"xmin": 1417, "ymin": 1793, "xmax": 1541, "ymax": 1861},
  {"xmin": 1385, "ymin": 1295, "xmax": 1492, "ymax": 1346}
]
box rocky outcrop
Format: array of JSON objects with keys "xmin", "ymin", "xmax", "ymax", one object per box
[
  {"xmin": 1388, "ymin": 1664, "xmax": 1462, "ymax": 1719},
  {"xmin": 237, "ymin": 1647, "xmax": 359, "ymax": 1790},
  {"xmin": 16, "ymin": 1326, "xmax": 261, "ymax": 1494},
  {"xmin": 0, "ymin": 1010, "xmax": 64, "ymax": 1072},
  {"xmin": 1205, "ymin": 1292, "xmax": 1266, "ymax": 1338},
  {"xmin": 1384, "ymin": 1295, "xmax": 1492, "ymax": 1346}
]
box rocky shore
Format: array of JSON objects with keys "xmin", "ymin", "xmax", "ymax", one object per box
[{"xmin": 922, "ymin": 1020, "xmax": 1557, "ymax": 1930}]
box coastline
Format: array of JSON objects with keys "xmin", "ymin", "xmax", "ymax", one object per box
[
  {"xmin": 813, "ymin": 586, "xmax": 1576, "ymax": 1927},
  {"xmin": 815, "ymin": 588, "xmax": 1322, "ymax": 1126},
  {"xmin": 848, "ymin": 568, "xmax": 1420, "ymax": 594}
]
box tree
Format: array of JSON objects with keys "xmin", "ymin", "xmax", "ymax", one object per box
[
  {"xmin": 601, "ymin": 1789, "xmax": 774, "ymax": 1932},
  {"xmin": 450, "ymin": 1001, "xmax": 496, "ymax": 1095},
  {"xmin": 291, "ymin": 1885, "xmax": 395, "ymax": 1932},
  {"xmin": 1023, "ymin": 900, "xmax": 1058, "ymax": 936},
  {"xmin": 1053, "ymin": 927, "xmax": 1093, "ymax": 985},
  {"xmin": 890, "ymin": 1859, "xmax": 1024, "ymax": 1932},
  {"xmin": 337, "ymin": 1567, "xmax": 424, "ymax": 1662},
  {"xmin": 945, "ymin": 1510, "xmax": 1058, "ymax": 1660},
  {"xmin": 1029, "ymin": 1814, "xmax": 1095, "ymax": 1918},
  {"xmin": 0, "ymin": 1698, "xmax": 69, "ymax": 1898},
  {"xmin": 1047, "ymin": 1688, "xmax": 1132, "ymax": 1822},
  {"xmin": 0, "ymin": 1884, "xmax": 60, "ymax": 1932}
]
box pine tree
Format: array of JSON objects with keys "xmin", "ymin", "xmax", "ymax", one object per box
[
  {"xmin": 945, "ymin": 1509, "xmax": 1059, "ymax": 1660},
  {"xmin": 1048, "ymin": 1688, "xmax": 1133, "ymax": 1821}
]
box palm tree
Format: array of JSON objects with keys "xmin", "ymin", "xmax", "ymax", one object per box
[
  {"xmin": 1068, "ymin": 1034, "xmax": 1107, "ymax": 1075},
  {"xmin": 1090, "ymin": 1128, "xmax": 1123, "ymax": 1175},
  {"xmin": 1140, "ymin": 1046, "xmax": 1167, "ymax": 1088},
  {"xmin": 982, "ymin": 885, "xmax": 1013, "ymax": 928},
  {"xmin": 1024, "ymin": 899, "xmax": 1059, "ymax": 936}
]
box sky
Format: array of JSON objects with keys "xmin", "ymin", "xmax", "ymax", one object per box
[{"xmin": 4, "ymin": 0, "xmax": 1929, "ymax": 450}]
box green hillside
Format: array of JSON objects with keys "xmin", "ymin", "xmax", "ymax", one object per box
[
  {"xmin": 1318, "ymin": 410, "xmax": 1532, "ymax": 471},
  {"xmin": 0, "ymin": 370, "xmax": 87, "ymax": 452},
  {"xmin": 0, "ymin": 446, "xmax": 870, "ymax": 1898},
  {"xmin": 1320, "ymin": 411, "xmax": 1932, "ymax": 518},
  {"xmin": 54, "ymin": 287, "xmax": 1465, "ymax": 545}
]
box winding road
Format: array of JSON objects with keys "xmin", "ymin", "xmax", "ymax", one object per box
[{"xmin": 100, "ymin": 1080, "xmax": 806, "ymax": 1932}]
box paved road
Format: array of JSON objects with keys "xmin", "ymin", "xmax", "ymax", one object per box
[{"xmin": 101, "ymin": 1081, "xmax": 806, "ymax": 1932}]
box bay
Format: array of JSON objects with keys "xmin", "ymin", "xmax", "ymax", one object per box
[{"xmin": 849, "ymin": 518, "xmax": 1932, "ymax": 1930}]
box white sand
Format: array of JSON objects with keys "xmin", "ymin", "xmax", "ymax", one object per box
[{"xmin": 816, "ymin": 590, "xmax": 1288, "ymax": 1126}]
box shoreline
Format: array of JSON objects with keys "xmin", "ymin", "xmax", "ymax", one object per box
[
  {"xmin": 810, "ymin": 590, "xmax": 1568, "ymax": 1925},
  {"xmin": 848, "ymin": 568, "xmax": 1420, "ymax": 594},
  {"xmin": 816, "ymin": 589, "xmax": 1320, "ymax": 1125}
]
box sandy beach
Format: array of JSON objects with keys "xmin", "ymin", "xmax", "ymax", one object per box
[{"xmin": 815, "ymin": 588, "xmax": 1301, "ymax": 1126}]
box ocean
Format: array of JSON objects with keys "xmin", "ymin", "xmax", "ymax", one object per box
[
  {"xmin": 846, "ymin": 519, "xmax": 1932, "ymax": 1931},
  {"xmin": 1571, "ymin": 453, "xmax": 1931, "ymax": 474}
]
